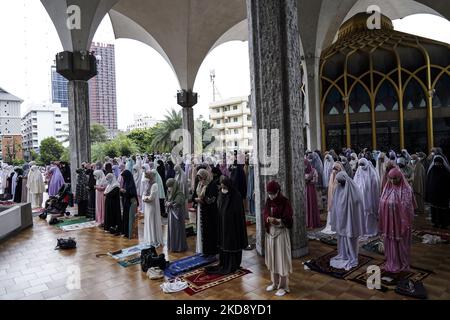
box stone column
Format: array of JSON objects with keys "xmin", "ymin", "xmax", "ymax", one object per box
[
  {"xmin": 56, "ymin": 51, "xmax": 97, "ymax": 192},
  {"xmin": 304, "ymin": 55, "xmax": 322, "ymax": 151},
  {"xmin": 68, "ymin": 80, "xmax": 91, "ymax": 188},
  {"xmin": 247, "ymin": 0, "xmax": 308, "ymax": 258},
  {"xmin": 177, "ymin": 89, "xmax": 197, "ymax": 155}
]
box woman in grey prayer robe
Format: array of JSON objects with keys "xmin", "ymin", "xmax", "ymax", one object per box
[
  {"xmin": 330, "ymin": 171, "xmax": 365, "ymax": 271},
  {"xmin": 166, "ymin": 178, "xmax": 188, "ymax": 252},
  {"xmin": 410, "ymin": 154, "xmax": 426, "ymax": 214},
  {"xmin": 353, "ymin": 158, "xmax": 380, "ymax": 237},
  {"xmin": 174, "ymin": 164, "xmax": 189, "ymax": 218}
]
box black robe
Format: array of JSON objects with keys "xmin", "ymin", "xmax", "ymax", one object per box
[
  {"xmin": 104, "ymin": 187, "xmax": 122, "ymax": 232},
  {"xmin": 157, "ymin": 162, "xmax": 167, "ymax": 216},
  {"xmin": 13, "ymin": 175, "xmax": 23, "ymax": 203},
  {"xmin": 214, "ymin": 187, "xmax": 248, "ymax": 273},
  {"xmin": 230, "ymin": 165, "xmax": 247, "ymax": 200},
  {"xmin": 426, "ymin": 165, "xmax": 450, "ymax": 228},
  {"xmin": 86, "ymin": 169, "xmax": 96, "ymax": 219},
  {"xmin": 5, "ymin": 174, "xmax": 13, "ymax": 198},
  {"xmin": 121, "ymin": 170, "xmax": 138, "ymax": 237},
  {"xmin": 200, "ymin": 182, "xmax": 219, "ymax": 255},
  {"xmin": 75, "ymin": 172, "xmax": 89, "ymax": 216}
]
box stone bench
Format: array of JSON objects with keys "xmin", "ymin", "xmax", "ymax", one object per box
[{"xmin": 0, "ymin": 203, "xmax": 33, "ymax": 242}]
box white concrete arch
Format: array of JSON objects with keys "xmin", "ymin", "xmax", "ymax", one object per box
[
  {"xmin": 109, "ymin": 0, "xmax": 247, "ymax": 91},
  {"xmin": 41, "ymin": 0, "xmax": 120, "ymax": 51},
  {"xmin": 108, "ymin": 9, "xmax": 179, "ymax": 88}
]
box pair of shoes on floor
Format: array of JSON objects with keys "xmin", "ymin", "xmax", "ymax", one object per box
[
  {"xmin": 266, "ymin": 284, "xmax": 288, "ymax": 297},
  {"xmin": 147, "ymin": 267, "xmax": 164, "ymax": 280}
]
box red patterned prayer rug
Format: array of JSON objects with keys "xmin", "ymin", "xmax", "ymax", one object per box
[
  {"xmin": 181, "ymin": 268, "xmax": 252, "ymax": 295},
  {"xmin": 304, "ymin": 250, "xmax": 373, "ymax": 279}
]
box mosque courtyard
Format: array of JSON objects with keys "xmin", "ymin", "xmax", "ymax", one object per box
[{"xmin": 1, "ymin": 209, "xmax": 449, "ymax": 300}]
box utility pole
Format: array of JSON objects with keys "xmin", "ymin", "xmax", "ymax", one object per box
[{"xmin": 210, "ymin": 69, "xmax": 222, "ymax": 102}]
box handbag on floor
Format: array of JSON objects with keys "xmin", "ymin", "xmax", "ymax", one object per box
[
  {"xmin": 141, "ymin": 246, "xmax": 168, "ymax": 272},
  {"xmin": 55, "ymin": 238, "xmax": 77, "ymax": 250},
  {"xmin": 395, "ymin": 279, "xmax": 428, "ymax": 299}
]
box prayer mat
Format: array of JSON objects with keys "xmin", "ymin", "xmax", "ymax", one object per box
[
  {"xmin": 0, "ymin": 201, "xmax": 16, "ymax": 206},
  {"xmin": 362, "ymin": 239, "xmax": 384, "ymax": 255},
  {"xmin": 59, "ymin": 221, "xmax": 98, "ymax": 231},
  {"xmin": 320, "ymin": 236, "xmax": 337, "ymax": 247},
  {"xmin": 350, "ymin": 262, "xmax": 433, "ymax": 292},
  {"xmin": 164, "ymin": 254, "xmax": 217, "ymax": 279},
  {"xmin": 185, "ymin": 223, "xmax": 196, "ymax": 237},
  {"xmin": 246, "ymin": 215, "xmax": 256, "ymax": 226},
  {"xmin": 55, "ymin": 217, "xmax": 89, "ymax": 227},
  {"xmin": 304, "ymin": 250, "xmax": 373, "ymax": 279},
  {"xmin": 117, "ymin": 254, "xmax": 141, "ymax": 268},
  {"xmin": 108, "ymin": 243, "xmax": 152, "ymax": 260},
  {"xmin": 182, "ymin": 268, "xmax": 252, "ymax": 295}
]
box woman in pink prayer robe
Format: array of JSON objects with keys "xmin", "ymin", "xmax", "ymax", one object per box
[
  {"xmin": 379, "ymin": 167, "xmax": 415, "ymax": 273},
  {"xmin": 305, "ymin": 159, "xmax": 321, "ymax": 228},
  {"xmin": 94, "ymin": 170, "xmax": 107, "ymax": 225}
]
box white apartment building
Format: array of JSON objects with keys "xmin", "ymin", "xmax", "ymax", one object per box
[
  {"xmin": 0, "ymin": 87, "xmax": 23, "ymax": 151},
  {"xmin": 209, "ymin": 96, "xmax": 253, "ymax": 152},
  {"xmin": 21, "ymin": 103, "xmax": 69, "ymax": 158},
  {"xmin": 126, "ymin": 113, "xmax": 162, "ymax": 131}
]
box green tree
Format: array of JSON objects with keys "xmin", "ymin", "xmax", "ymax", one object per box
[
  {"xmin": 151, "ymin": 109, "xmax": 182, "ymax": 152},
  {"xmin": 127, "ymin": 128, "xmax": 156, "ymax": 153},
  {"xmin": 91, "ymin": 143, "xmax": 106, "ymax": 162},
  {"xmin": 201, "ymin": 120, "xmax": 215, "ymax": 150},
  {"xmin": 115, "ymin": 134, "xmax": 139, "ymax": 157},
  {"xmin": 30, "ymin": 149, "xmax": 39, "ymax": 161},
  {"xmin": 61, "ymin": 147, "xmax": 70, "ymax": 163},
  {"xmin": 91, "ymin": 123, "xmax": 108, "ymax": 144},
  {"xmin": 39, "ymin": 137, "xmax": 64, "ymax": 164},
  {"xmin": 91, "ymin": 135, "xmax": 139, "ymax": 162}
]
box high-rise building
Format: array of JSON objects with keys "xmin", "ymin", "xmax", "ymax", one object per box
[
  {"xmin": 51, "ymin": 65, "xmax": 69, "ymax": 108},
  {"xmin": 209, "ymin": 96, "xmax": 253, "ymax": 152},
  {"xmin": 50, "ymin": 42, "xmax": 118, "ymax": 132},
  {"xmin": 89, "ymin": 42, "xmax": 118, "ymax": 132},
  {"xmin": 21, "ymin": 103, "xmax": 69, "ymax": 160},
  {"xmin": 0, "ymin": 87, "xmax": 23, "ymax": 161}
]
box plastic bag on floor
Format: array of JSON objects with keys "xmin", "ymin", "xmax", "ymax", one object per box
[
  {"xmin": 160, "ymin": 278, "xmax": 188, "ymax": 293},
  {"xmin": 422, "ymin": 234, "xmax": 443, "ymax": 244}
]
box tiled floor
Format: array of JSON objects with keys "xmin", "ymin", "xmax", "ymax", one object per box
[{"xmin": 1, "ymin": 211, "xmax": 450, "ymax": 300}]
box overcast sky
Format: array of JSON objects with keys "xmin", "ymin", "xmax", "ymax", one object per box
[{"xmin": 0, "ymin": 0, "xmax": 449, "ymax": 130}]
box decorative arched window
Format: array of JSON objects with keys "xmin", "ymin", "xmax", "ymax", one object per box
[
  {"xmin": 375, "ymin": 80, "xmax": 400, "ymax": 151},
  {"xmin": 433, "ymin": 73, "xmax": 450, "ymax": 157},
  {"xmin": 323, "ymin": 86, "xmax": 346, "ymax": 151}
]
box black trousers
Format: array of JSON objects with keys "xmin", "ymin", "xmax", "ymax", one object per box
[{"xmin": 160, "ymin": 199, "xmax": 166, "ymax": 217}]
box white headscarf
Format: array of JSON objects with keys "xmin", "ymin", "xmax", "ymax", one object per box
[
  {"xmin": 133, "ymin": 164, "xmax": 143, "ymax": 195},
  {"xmin": 93, "ymin": 170, "xmax": 107, "ymax": 187},
  {"xmin": 104, "ymin": 173, "xmax": 120, "ymax": 194},
  {"xmin": 322, "ymin": 154, "xmax": 334, "ymax": 188}
]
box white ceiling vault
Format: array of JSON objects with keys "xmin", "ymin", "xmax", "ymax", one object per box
[{"xmin": 41, "ymin": 0, "xmax": 449, "ymax": 90}]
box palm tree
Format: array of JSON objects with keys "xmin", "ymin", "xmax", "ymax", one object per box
[{"xmin": 151, "ymin": 109, "xmax": 183, "ymax": 152}]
